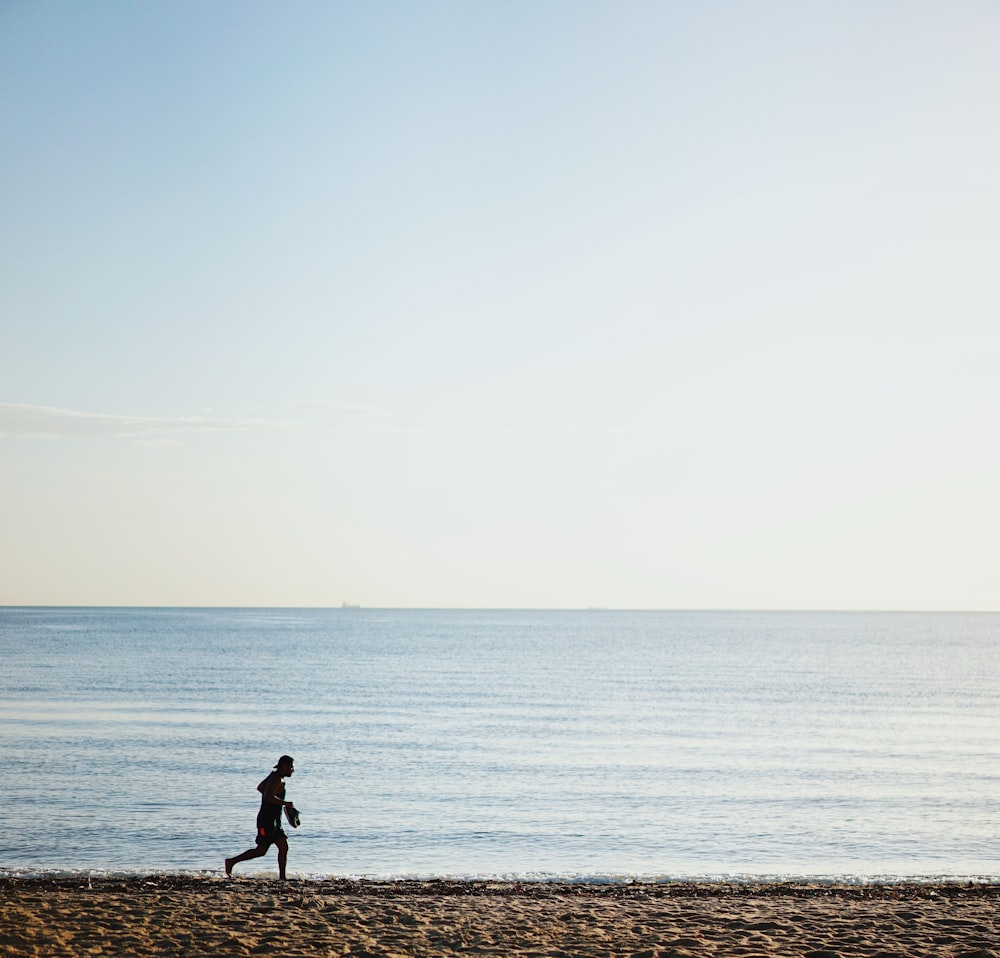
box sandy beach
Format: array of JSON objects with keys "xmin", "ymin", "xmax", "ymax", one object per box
[{"xmin": 1, "ymin": 877, "xmax": 998, "ymax": 957}]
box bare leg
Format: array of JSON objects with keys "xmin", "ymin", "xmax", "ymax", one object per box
[
  {"xmin": 275, "ymin": 834, "xmax": 289, "ymax": 880},
  {"xmin": 225, "ymin": 846, "xmax": 267, "ymax": 877}
]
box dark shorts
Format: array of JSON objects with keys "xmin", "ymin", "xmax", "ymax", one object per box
[{"xmin": 255, "ymin": 809, "xmax": 286, "ymax": 850}]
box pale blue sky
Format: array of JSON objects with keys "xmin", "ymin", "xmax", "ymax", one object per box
[{"xmin": 2, "ymin": 1, "xmax": 998, "ymax": 608}]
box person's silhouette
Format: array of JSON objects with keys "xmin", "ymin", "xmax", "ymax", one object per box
[{"xmin": 224, "ymin": 755, "xmax": 297, "ymax": 879}]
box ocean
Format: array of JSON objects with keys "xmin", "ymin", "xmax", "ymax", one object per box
[{"xmin": 1, "ymin": 607, "xmax": 997, "ymax": 882}]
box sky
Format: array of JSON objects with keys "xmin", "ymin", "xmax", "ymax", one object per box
[{"xmin": 1, "ymin": 1, "xmax": 998, "ymax": 609}]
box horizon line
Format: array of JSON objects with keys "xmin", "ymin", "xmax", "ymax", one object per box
[{"xmin": 2, "ymin": 604, "xmax": 998, "ymax": 614}]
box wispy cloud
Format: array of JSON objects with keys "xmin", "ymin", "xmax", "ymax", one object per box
[
  {"xmin": 0, "ymin": 403, "xmax": 387, "ymax": 439},
  {"xmin": 290, "ymin": 400, "xmax": 391, "ymax": 419}
]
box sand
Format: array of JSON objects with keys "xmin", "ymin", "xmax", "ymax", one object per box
[{"xmin": 1, "ymin": 876, "xmax": 998, "ymax": 957}]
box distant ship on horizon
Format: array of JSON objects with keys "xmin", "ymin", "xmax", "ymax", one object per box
[{"xmin": 341, "ymin": 602, "xmax": 361, "ymax": 609}]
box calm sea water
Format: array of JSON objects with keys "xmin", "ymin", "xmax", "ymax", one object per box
[{"xmin": 1, "ymin": 607, "xmax": 997, "ymax": 881}]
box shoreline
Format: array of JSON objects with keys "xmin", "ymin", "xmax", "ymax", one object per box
[
  {"xmin": 4, "ymin": 871, "xmax": 999, "ymax": 888},
  {"xmin": 3, "ymin": 877, "xmax": 998, "ymax": 957},
  {"xmin": 4, "ymin": 874, "xmax": 1000, "ymax": 894}
]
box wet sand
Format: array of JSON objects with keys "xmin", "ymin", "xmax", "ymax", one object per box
[{"xmin": 1, "ymin": 876, "xmax": 998, "ymax": 956}]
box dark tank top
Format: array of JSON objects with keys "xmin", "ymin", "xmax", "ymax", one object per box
[{"xmin": 258, "ymin": 771, "xmax": 285, "ymax": 823}]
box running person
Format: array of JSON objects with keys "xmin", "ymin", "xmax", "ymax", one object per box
[{"xmin": 225, "ymin": 755, "xmax": 297, "ymax": 879}]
